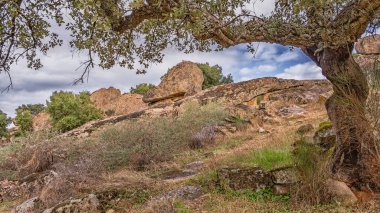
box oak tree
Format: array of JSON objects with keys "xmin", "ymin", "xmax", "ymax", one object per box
[{"xmin": 1, "ymin": 0, "xmax": 380, "ymax": 193}]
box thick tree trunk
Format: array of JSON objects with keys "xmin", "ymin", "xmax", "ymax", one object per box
[{"xmin": 309, "ymin": 46, "xmax": 380, "ymax": 192}]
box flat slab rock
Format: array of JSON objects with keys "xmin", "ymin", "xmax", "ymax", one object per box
[
  {"xmin": 217, "ymin": 167, "xmax": 274, "ymax": 191},
  {"xmin": 149, "ymin": 185, "xmax": 203, "ymax": 204}
]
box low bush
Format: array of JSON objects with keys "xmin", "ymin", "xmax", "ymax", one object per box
[{"xmin": 100, "ymin": 102, "xmax": 227, "ymax": 170}]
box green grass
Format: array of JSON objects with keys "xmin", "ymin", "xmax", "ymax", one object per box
[
  {"xmin": 173, "ymin": 201, "xmax": 193, "ymax": 213},
  {"xmin": 223, "ymin": 145, "xmax": 294, "ymax": 170},
  {"xmin": 226, "ymin": 188, "xmax": 290, "ymax": 202}
]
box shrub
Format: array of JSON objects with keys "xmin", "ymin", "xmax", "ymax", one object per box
[
  {"xmin": 130, "ymin": 83, "xmax": 156, "ymax": 95},
  {"xmin": 197, "ymin": 63, "xmax": 234, "ymax": 89},
  {"xmin": 14, "ymin": 109, "xmax": 33, "ymax": 134},
  {"xmin": 100, "ymin": 102, "xmax": 227, "ymax": 170},
  {"xmin": 190, "ymin": 125, "xmax": 218, "ymax": 149},
  {"xmin": 46, "ymin": 91, "xmax": 102, "ymax": 132}
]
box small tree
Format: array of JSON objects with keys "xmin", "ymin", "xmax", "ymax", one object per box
[
  {"xmin": 130, "ymin": 83, "xmax": 156, "ymax": 95},
  {"xmin": 197, "ymin": 63, "xmax": 234, "ymax": 89},
  {"xmin": 46, "ymin": 91, "xmax": 102, "ymax": 132},
  {"xmin": 16, "ymin": 104, "xmax": 46, "ymax": 116},
  {"xmin": 14, "ymin": 109, "xmax": 33, "ymax": 134},
  {"xmin": 0, "ymin": 110, "xmax": 9, "ymax": 138}
]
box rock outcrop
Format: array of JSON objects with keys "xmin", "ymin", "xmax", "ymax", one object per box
[
  {"xmin": 60, "ymin": 78, "xmax": 332, "ymax": 138},
  {"xmin": 355, "ymin": 35, "xmax": 380, "ymax": 55},
  {"xmin": 176, "ymin": 78, "xmax": 331, "ymax": 107},
  {"xmin": 143, "ymin": 61, "xmax": 204, "ymax": 103},
  {"xmin": 90, "ymin": 87, "xmax": 147, "ymax": 116},
  {"xmin": 32, "ymin": 112, "xmax": 51, "ymax": 132}
]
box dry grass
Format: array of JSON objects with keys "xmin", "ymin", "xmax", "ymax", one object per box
[
  {"xmin": 292, "ymin": 139, "xmax": 333, "ymax": 205},
  {"xmin": 98, "ymin": 102, "xmax": 227, "ymax": 171}
]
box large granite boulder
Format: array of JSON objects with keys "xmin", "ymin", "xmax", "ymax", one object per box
[
  {"xmin": 90, "ymin": 88, "xmax": 147, "ymax": 116},
  {"xmin": 355, "ymin": 35, "xmax": 380, "ymax": 55},
  {"xmin": 143, "ymin": 61, "xmax": 204, "ymax": 103},
  {"xmin": 90, "ymin": 87, "xmax": 122, "ymax": 115},
  {"xmin": 113, "ymin": 93, "xmax": 147, "ymax": 115}
]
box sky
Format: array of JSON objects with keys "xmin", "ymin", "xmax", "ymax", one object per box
[{"xmin": 0, "ymin": 0, "xmax": 325, "ymax": 117}]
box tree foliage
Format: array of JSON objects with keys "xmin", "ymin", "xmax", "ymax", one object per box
[
  {"xmin": 0, "ymin": 110, "xmax": 10, "ymax": 138},
  {"xmin": 130, "ymin": 83, "xmax": 156, "ymax": 95},
  {"xmin": 46, "ymin": 91, "xmax": 102, "ymax": 132},
  {"xmin": 15, "ymin": 104, "xmax": 45, "ymax": 116},
  {"xmin": 14, "ymin": 109, "xmax": 33, "ymax": 134},
  {"xmin": 197, "ymin": 63, "xmax": 233, "ymax": 89},
  {"xmin": 1, "ymin": 0, "xmax": 378, "ymax": 89}
]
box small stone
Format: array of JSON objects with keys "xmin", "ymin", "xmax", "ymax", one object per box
[
  {"xmin": 326, "ymin": 179, "xmax": 358, "ymax": 206},
  {"xmin": 149, "ymin": 185, "xmax": 202, "ymax": 204},
  {"xmin": 259, "ymin": 127, "xmax": 266, "ymax": 133},
  {"xmin": 185, "ymin": 161, "xmax": 205, "ymax": 170},
  {"xmin": 313, "ymin": 123, "xmax": 336, "ymax": 150},
  {"xmin": 271, "ymin": 167, "xmax": 298, "ymax": 185}
]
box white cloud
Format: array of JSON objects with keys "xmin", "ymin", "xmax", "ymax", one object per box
[
  {"xmin": 257, "ymin": 65, "xmax": 277, "ymax": 72},
  {"xmin": 276, "ymin": 51, "xmax": 299, "ymax": 62},
  {"xmin": 276, "ymin": 62, "xmax": 324, "ymax": 80},
  {"xmin": 239, "ymin": 64, "xmax": 276, "ymax": 75}
]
